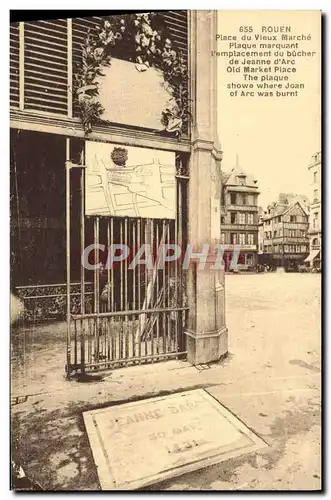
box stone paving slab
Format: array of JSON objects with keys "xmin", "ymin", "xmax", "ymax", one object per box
[{"xmin": 83, "ymin": 388, "xmax": 267, "ymax": 490}]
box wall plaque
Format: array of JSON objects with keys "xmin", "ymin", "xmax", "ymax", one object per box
[{"xmin": 97, "ymin": 58, "xmax": 171, "ymax": 131}]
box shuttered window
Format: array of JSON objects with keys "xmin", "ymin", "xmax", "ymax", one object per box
[
  {"xmin": 163, "ymin": 11, "xmax": 189, "ymax": 135},
  {"xmin": 163, "ymin": 11, "xmax": 188, "ymax": 63},
  {"xmin": 10, "ymin": 22, "xmax": 19, "ymax": 108},
  {"xmin": 10, "ymin": 12, "xmax": 188, "ymax": 121},
  {"xmin": 24, "ymin": 20, "xmax": 68, "ymax": 115},
  {"xmin": 72, "ymin": 17, "xmax": 102, "ymax": 118}
]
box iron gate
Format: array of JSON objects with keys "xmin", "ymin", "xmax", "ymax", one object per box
[{"xmin": 66, "ymin": 141, "xmax": 189, "ymax": 376}]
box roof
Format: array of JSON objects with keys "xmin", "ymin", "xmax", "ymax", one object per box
[
  {"xmin": 282, "ymin": 200, "xmax": 309, "ymax": 217},
  {"xmin": 263, "ymin": 193, "xmax": 309, "ymax": 220},
  {"xmin": 263, "ymin": 199, "xmax": 309, "ymax": 221},
  {"xmin": 223, "ymin": 166, "xmax": 258, "ymax": 188},
  {"xmin": 221, "ymin": 171, "xmax": 230, "ymax": 184}
]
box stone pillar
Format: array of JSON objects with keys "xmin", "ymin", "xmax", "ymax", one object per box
[{"xmin": 185, "ymin": 11, "xmax": 228, "ymax": 365}]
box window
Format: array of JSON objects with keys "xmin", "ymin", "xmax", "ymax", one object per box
[
  {"xmin": 264, "ymin": 232, "xmax": 268, "ymax": 239},
  {"xmin": 230, "ymin": 212, "xmax": 236, "ymax": 224},
  {"xmin": 231, "ymin": 233, "xmax": 237, "ymax": 244},
  {"xmin": 11, "ymin": 13, "xmax": 189, "ymax": 119},
  {"xmin": 314, "ymin": 171, "xmax": 317, "ymax": 183},
  {"xmin": 247, "ymin": 194, "xmax": 254, "ymax": 205},
  {"xmin": 10, "ymin": 23, "xmax": 19, "ymax": 108},
  {"xmin": 313, "ymin": 212, "xmax": 318, "ymax": 228},
  {"xmin": 238, "ymin": 213, "xmax": 245, "ymax": 224},
  {"xmin": 221, "ymin": 216, "xmax": 225, "ymax": 224},
  {"xmin": 247, "ymin": 234, "xmax": 254, "ymax": 245},
  {"xmin": 23, "ymin": 20, "xmax": 69, "ymax": 115},
  {"xmin": 313, "ymin": 189, "xmax": 318, "ymax": 202},
  {"xmin": 274, "ymin": 230, "xmax": 277, "ymax": 238},
  {"xmin": 247, "ymin": 213, "xmax": 254, "ymax": 224},
  {"xmin": 284, "ymin": 245, "xmax": 289, "ymax": 253},
  {"xmin": 237, "ymin": 175, "xmax": 246, "ymax": 186},
  {"xmin": 239, "ymin": 233, "xmax": 245, "ymax": 245},
  {"xmin": 220, "ymin": 232, "xmax": 226, "ymax": 244},
  {"xmin": 290, "ymin": 215, "xmax": 296, "ymax": 223},
  {"xmin": 264, "ymin": 245, "xmax": 268, "ymax": 252},
  {"xmin": 230, "ymin": 193, "xmax": 237, "ymax": 205}
]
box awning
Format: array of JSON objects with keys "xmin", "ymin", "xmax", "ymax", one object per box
[{"xmin": 304, "ymin": 250, "xmax": 320, "ymax": 262}]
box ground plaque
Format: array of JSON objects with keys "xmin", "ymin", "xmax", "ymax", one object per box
[{"xmin": 83, "ymin": 389, "xmax": 267, "ymax": 490}]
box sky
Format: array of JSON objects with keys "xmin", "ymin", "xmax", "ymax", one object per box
[{"xmin": 216, "ymin": 10, "xmax": 321, "ymax": 208}]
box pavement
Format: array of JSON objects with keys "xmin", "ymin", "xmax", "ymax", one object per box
[{"xmin": 11, "ymin": 273, "xmax": 321, "ymax": 491}]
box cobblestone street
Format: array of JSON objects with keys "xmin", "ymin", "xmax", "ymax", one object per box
[{"xmin": 11, "ymin": 273, "xmax": 321, "ymax": 490}]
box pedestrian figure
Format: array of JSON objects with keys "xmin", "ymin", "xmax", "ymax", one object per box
[{"xmin": 98, "ymin": 263, "xmax": 111, "ymax": 312}]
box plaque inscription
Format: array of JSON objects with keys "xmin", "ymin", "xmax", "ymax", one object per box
[{"xmin": 83, "ymin": 389, "xmax": 267, "ymax": 490}]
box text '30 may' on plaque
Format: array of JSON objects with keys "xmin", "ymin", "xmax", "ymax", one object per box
[{"xmin": 83, "ymin": 389, "xmax": 267, "ymax": 490}]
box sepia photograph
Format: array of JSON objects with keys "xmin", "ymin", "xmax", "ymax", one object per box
[{"xmin": 10, "ymin": 9, "xmax": 322, "ymax": 491}]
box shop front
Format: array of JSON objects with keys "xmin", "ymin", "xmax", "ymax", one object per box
[{"xmin": 223, "ymin": 245, "xmax": 257, "ymax": 271}]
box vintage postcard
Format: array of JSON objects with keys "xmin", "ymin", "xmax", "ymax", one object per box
[{"xmin": 10, "ymin": 10, "xmax": 321, "ymax": 491}]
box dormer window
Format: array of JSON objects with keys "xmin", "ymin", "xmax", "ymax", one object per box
[{"xmin": 237, "ymin": 175, "xmax": 246, "ymax": 186}]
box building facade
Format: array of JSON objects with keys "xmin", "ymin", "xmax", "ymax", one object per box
[
  {"xmin": 306, "ymin": 151, "xmax": 322, "ymax": 268},
  {"xmin": 10, "ymin": 12, "xmax": 228, "ymax": 370},
  {"xmin": 220, "ymin": 164, "xmax": 259, "ymax": 269},
  {"xmin": 260, "ymin": 194, "xmax": 310, "ymax": 268}
]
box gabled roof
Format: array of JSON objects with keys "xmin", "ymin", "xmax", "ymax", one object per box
[
  {"xmin": 263, "ymin": 193, "xmax": 310, "ymax": 220},
  {"xmin": 282, "ymin": 200, "xmax": 309, "ymax": 218},
  {"xmin": 224, "ymin": 166, "xmax": 258, "ymax": 188}
]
